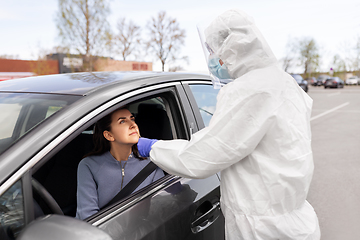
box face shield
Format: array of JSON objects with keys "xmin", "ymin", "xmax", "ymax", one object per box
[{"xmin": 197, "ymin": 17, "xmax": 234, "ymax": 89}]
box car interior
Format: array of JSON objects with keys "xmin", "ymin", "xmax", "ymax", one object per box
[{"xmin": 31, "ymin": 95, "xmax": 176, "ymax": 219}]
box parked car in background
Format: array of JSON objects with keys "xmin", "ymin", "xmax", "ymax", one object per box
[
  {"xmin": 291, "ymin": 74, "xmax": 308, "ymax": 92},
  {"xmin": 345, "ymin": 76, "xmax": 359, "ymax": 85},
  {"xmin": 305, "ymin": 77, "xmax": 319, "ymax": 86},
  {"xmin": 324, "ymin": 77, "xmax": 345, "ymax": 88},
  {"xmin": 316, "ymin": 75, "xmax": 331, "ymax": 86},
  {"xmin": 0, "ymin": 72, "xmax": 225, "ymax": 240}
]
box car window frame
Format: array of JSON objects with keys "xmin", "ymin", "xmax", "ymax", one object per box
[
  {"xmin": 20, "ymin": 82, "xmax": 196, "ymax": 225},
  {"xmin": 0, "ymin": 82, "xmax": 173, "ymax": 195},
  {"xmin": 0, "ymin": 82, "xmax": 182, "ymax": 222}
]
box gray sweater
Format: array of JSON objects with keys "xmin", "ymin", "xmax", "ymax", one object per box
[{"xmin": 76, "ymin": 151, "xmax": 164, "ymax": 220}]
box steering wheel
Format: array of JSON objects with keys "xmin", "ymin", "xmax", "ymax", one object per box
[{"xmin": 31, "ymin": 178, "xmax": 63, "ymax": 215}]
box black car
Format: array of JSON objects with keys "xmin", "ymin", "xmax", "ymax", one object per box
[
  {"xmin": 324, "ymin": 77, "xmax": 344, "ymax": 89},
  {"xmin": 305, "ymin": 77, "xmax": 320, "ymax": 86},
  {"xmin": 291, "ymin": 74, "xmax": 308, "ymax": 92},
  {"xmin": 316, "ymin": 75, "xmax": 331, "ymax": 86},
  {"xmin": 0, "ymin": 72, "xmax": 225, "ymax": 240}
]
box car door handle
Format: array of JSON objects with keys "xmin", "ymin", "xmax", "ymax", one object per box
[{"xmin": 191, "ymin": 201, "xmax": 221, "ymax": 234}]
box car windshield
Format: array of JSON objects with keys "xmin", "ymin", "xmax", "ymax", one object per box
[{"xmin": 0, "ymin": 93, "xmax": 80, "ymax": 155}]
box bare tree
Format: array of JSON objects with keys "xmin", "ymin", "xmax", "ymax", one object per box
[
  {"xmin": 52, "ymin": 46, "xmax": 71, "ymax": 54},
  {"xmin": 352, "ymin": 36, "xmax": 360, "ymax": 74},
  {"xmin": 298, "ymin": 37, "xmax": 320, "ymax": 76},
  {"xmin": 146, "ymin": 11, "xmax": 187, "ymax": 71},
  {"xmin": 113, "ymin": 18, "xmax": 142, "ymax": 61},
  {"xmin": 331, "ymin": 54, "xmax": 347, "ymax": 73},
  {"xmin": 281, "ymin": 37, "xmax": 297, "ymax": 73},
  {"xmin": 336, "ymin": 41, "xmax": 353, "ymax": 72},
  {"xmin": 56, "ymin": 0, "xmax": 111, "ymax": 71},
  {"xmin": 28, "ymin": 46, "xmax": 60, "ymax": 75},
  {"xmin": 168, "ymin": 65, "xmax": 184, "ymax": 72},
  {"xmin": 0, "ymin": 54, "xmax": 19, "ymax": 59}
]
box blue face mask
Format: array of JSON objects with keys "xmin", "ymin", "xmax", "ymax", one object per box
[{"xmin": 208, "ymin": 57, "xmax": 231, "ymax": 79}]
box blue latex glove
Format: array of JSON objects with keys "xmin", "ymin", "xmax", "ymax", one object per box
[{"xmin": 137, "ymin": 137, "xmax": 158, "ymax": 157}]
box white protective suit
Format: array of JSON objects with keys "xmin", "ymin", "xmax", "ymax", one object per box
[{"xmin": 150, "ymin": 9, "xmax": 320, "ymax": 240}]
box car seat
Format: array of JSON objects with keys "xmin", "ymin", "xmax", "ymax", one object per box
[{"xmin": 135, "ymin": 103, "xmax": 173, "ymax": 140}]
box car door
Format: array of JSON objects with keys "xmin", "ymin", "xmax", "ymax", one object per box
[
  {"xmin": 3, "ymin": 80, "xmax": 224, "ymax": 240},
  {"xmin": 0, "ymin": 79, "xmax": 225, "ymax": 240}
]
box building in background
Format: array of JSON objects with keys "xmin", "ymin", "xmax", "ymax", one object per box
[
  {"xmin": 0, "ymin": 54, "xmax": 152, "ymax": 81},
  {"xmin": 0, "ymin": 58, "xmax": 58, "ymax": 81},
  {"xmin": 94, "ymin": 58, "xmax": 151, "ymax": 72},
  {"xmin": 47, "ymin": 53, "xmax": 152, "ymax": 73}
]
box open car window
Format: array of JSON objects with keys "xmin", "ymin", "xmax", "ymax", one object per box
[{"xmin": 31, "ymin": 89, "xmax": 187, "ymax": 221}]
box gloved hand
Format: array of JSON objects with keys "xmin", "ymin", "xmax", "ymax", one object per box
[{"xmin": 137, "ymin": 137, "xmax": 158, "ymax": 157}]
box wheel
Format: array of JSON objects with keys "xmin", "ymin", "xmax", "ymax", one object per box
[{"xmin": 32, "ymin": 178, "xmax": 63, "ymax": 215}]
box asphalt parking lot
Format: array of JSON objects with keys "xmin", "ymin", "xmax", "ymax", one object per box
[{"xmin": 307, "ymin": 85, "xmax": 360, "ymax": 240}]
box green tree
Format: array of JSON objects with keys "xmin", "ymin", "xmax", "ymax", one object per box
[
  {"xmin": 146, "ymin": 11, "xmax": 187, "ymax": 71},
  {"xmin": 56, "ymin": 0, "xmax": 111, "ymax": 71},
  {"xmin": 298, "ymin": 37, "xmax": 320, "ymax": 77}
]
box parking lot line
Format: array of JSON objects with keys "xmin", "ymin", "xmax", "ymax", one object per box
[{"xmin": 310, "ymin": 102, "xmax": 350, "ymax": 121}]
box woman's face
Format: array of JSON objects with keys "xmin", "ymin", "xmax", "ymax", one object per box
[{"xmin": 104, "ymin": 109, "xmax": 140, "ymax": 145}]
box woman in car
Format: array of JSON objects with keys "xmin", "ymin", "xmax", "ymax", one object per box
[{"xmin": 76, "ymin": 107, "xmax": 164, "ymax": 220}]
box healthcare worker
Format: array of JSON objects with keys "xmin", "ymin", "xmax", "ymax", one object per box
[{"xmin": 138, "ymin": 9, "xmax": 320, "ymax": 240}]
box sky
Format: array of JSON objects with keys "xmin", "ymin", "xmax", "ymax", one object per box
[{"xmin": 1, "ymin": 0, "xmax": 360, "ymax": 73}]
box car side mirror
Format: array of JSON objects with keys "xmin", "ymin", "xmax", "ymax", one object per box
[{"xmin": 17, "ymin": 215, "xmax": 112, "ymax": 240}]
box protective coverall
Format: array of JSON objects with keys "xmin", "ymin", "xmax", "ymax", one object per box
[{"xmin": 148, "ymin": 9, "xmax": 321, "ymax": 239}]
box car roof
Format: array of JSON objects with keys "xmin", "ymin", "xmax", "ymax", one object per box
[{"xmin": 0, "ymin": 71, "xmax": 211, "ymax": 95}]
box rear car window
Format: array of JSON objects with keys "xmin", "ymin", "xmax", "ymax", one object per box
[{"xmin": 189, "ymin": 84, "xmax": 220, "ymax": 127}]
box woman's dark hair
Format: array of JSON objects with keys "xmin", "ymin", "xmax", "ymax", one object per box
[{"xmin": 84, "ymin": 107, "xmax": 145, "ymax": 160}]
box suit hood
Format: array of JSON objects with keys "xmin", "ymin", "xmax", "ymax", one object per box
[{"xmin": 205, "ymin": 9, "xmax": 278, "ymax": 79}]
